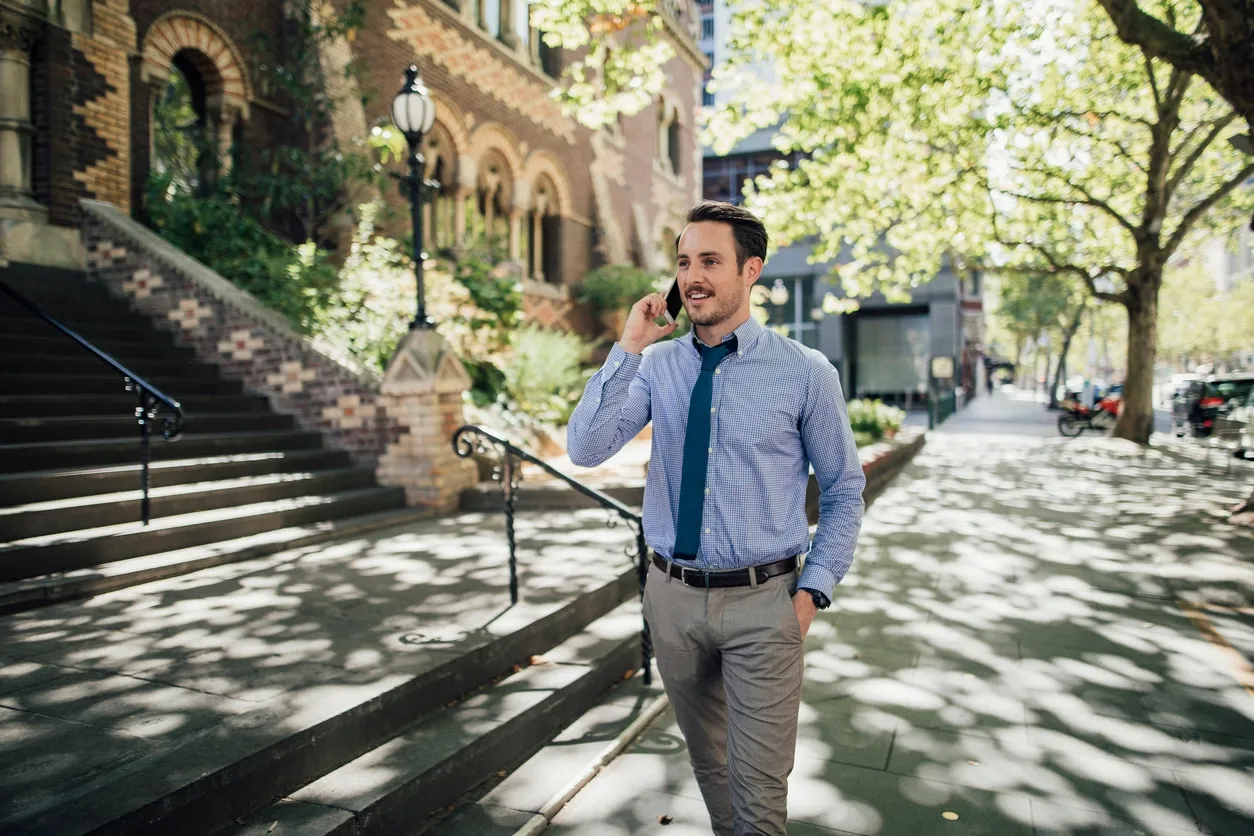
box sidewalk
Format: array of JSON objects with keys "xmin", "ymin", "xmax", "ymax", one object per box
[{"xmin": 535, "ymin": 404, "xmax": 1254, "ymax": 835}]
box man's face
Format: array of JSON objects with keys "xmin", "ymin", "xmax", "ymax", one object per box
[{"xmin": 675, "ymin": 222, "xmax": 761, "ymax": 329}]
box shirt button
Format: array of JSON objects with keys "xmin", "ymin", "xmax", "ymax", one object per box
[
  {"xmin": 737, "ymin": 351, "xmax": 743, "ymax": 356},
  {"xmin": 715, "ymin": 369, "xmax": 721, "ymax": 375},
  {"xmin": 705, "ymin": 528, "xmax": 711, "ymax": 534},
  {"xmin": 708, "ymin": 447, "xmax": 713, "ymax": 453},
  {"xmin": 711, "ymin": 408, "xmax": 716, "ymax": 414},
  {"xmin": 705, "ymin": 488, "xmax": 710, "ymax": 494}
]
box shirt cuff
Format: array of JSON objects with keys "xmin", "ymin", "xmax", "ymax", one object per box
[
  {"xmin": 606, "ymin": 342, "xmax": 644, "ymax": 375},
  {"xmin": 797, "ymin": 562, "xmax": 837, "ymax": 602}
]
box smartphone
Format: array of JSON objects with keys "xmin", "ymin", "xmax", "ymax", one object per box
[{"xmin": 663, "ymin": 278, "xmax": 684, "ymax": 325}]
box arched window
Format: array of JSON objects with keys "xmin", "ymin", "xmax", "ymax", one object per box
[
  {"xmin": 422, "ymin": 126, "xmax": 458, "ymax": 254},
  {"xmin": 657, "ymin": 99, "xmax": 682, "ymax": 177},
  {"xmin": 471, "ymin": 150, "xmax": 512, "ymax": 257},
  {"xmin": 528, "ymin": 175, "xmax": 562, "ymax": 284},
  {"xmin": 152, "ymin": 55, "xmax": 208, "ymax": 196}
]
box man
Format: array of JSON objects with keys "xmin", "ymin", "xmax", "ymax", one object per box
[{"xmin": 567, "ymin": 201, "xmax": 865, "ymax": 836}]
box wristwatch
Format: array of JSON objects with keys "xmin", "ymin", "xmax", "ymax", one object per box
[{"xmin": 799, "ymin": 587, "xmax": 830, "ymax": 610}]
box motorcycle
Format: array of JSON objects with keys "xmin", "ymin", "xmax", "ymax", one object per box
[{"xmin": 1058, "ymin": 391, "xmax": 1122, "ymax": 437}]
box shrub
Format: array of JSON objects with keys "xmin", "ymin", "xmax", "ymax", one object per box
[
  {"xmin": 846, "ymin": 398, "xmax": 905, "ymax": 442},
  {"xmin": 501, "ymin": 325, "xmax": 593, "ymax": 425},
  {"xmin": 577, "ymin": 264, "xmax": 665, "ymax": 311}
]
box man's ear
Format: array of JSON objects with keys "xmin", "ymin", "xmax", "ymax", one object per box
[{"xmin": 743, "ymin": 256, "xmax": 764, "ymax": 286}]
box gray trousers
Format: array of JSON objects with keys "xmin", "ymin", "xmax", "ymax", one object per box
[{"xmin": 642, "ymin": 561, "xmax": 804, "ymax": 836}]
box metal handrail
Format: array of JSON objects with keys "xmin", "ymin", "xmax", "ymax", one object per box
[
  {"xmin": 0, "ymin": 277, "xmax": 184, "ymax": 525},
  {"xmin": 452, "ymin": 424, "xmax": 652, "ymax": 684}
]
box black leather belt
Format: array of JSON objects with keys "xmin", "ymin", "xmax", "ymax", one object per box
[{"xmin": 651, "ymin": 553, "xmax": 798, "ymax": 588}]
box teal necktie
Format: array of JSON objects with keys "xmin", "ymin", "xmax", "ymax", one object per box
[{"xmin": 673, "ymin": 338, "xmax": 735, "ymax": 560}]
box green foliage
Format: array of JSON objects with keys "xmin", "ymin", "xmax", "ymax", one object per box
[
  {"xmin": 846, "ymin": 399, "xmax": 905, "ymax": 443},
  {"xmin": 453, "ymin": 255, "xmax": 523, "ymax": 324},
  {"xmin": 239, "ymin": 0, "xmax": 376, "ymax": 244},
  {"xmin": 577, "ymin": 264, "xmax": 664, "ymax": 311},
  {"xmin": 144, "ymin": 173, "xmax": 338, "ymax": 332},
  {"xmin": 501, "ymin": 325, "xmax": 592, "ymax": 425},
  {"xmin": 151, "ymin": 68, "xmax": 202, "ymax": 195}
]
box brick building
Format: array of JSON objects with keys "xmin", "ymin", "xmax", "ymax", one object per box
[{"xmin": 0, "ymin": 0, "xmax": 706, "ymax": 333}]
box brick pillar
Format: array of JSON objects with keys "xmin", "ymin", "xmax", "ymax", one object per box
[{"xmin": 376, "ymin": 328, "xmax": 478, "ymax": 512}]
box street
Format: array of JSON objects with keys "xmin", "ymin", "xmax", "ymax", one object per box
[{"xmin": 540, "ymin": 392, "xmax": 1254, "ymax": 836}]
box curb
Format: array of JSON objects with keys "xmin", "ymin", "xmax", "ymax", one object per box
[{"xmin": 508, "ymin": 691, "xmax": 672, "ymax": 836}]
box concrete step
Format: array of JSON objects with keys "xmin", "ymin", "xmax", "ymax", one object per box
[
  {"xmin": 0, "ymin": 392, "xmax": 270, "ymax": 419},
  {"xmin": 0, "ymin": 558, "xmax": 640, "ymax": 836},
  {"xmin": 0, "ymin": 467, "xmax": 377, "ymax": 541},
  {"xmin": 0, "ymin": 411, "xmax": 295, "ymax": 444},
  {"xmin": 461, "ymin": 481, "xmax": 645, "ymax": 513},
  {"xmin": 0, "ymin": 334, "xmax": 196, "ymax": 361},
  {"xmin": 3, "ymin": 353, "xmax": 224, "ymax": 379},
  {"xmin": 0, "ymin": 449, "xmax": 353, "ymax": 506},
  {"xmin": 222, "ymin": 600, "xmax": 644, "ymax": 836},
  {"xmin": 0, "ymin": 411, "xmax": 292, "ymax": 443},
  {"xmin": 423, "ymin": 677, "xmax": 666, "ymax": 836},
  {"xmin": 0, "ymin": 371, "xmax": 241, "ymax": 396},
  {"xmin": 0, "ymin": 315, "xmax": 170, "ymax": 342},
  {"xmin": 0, "ymin": 504, "xmax": 432, "ymax": 614},
  {"xmin": 0, "ymin": 300, "xmax": 159, "ymax": 332},
  {"xmin": 0, "ymin": 429, "xmax": 323, "ymax": 472},
  {"xmin": 0, "ymin": 484, "xmax": 407, "ymax": 582}
]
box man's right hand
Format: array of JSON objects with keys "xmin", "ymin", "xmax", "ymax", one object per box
[{"xmin": 620, "ymin": 293, "xmax": 678, "ymax": 355}]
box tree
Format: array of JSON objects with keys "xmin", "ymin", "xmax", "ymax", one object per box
[
  {"xmin": 997, "ymin": 272, "xmax": 1089, "ymax": 406},
  {"xmin": 1093, "ymin": 0, "xmax": 1254, "ymax": 139},
  {"xmin": 697, "ymin": 0, "xmax": 1253, "ymax": 444}
]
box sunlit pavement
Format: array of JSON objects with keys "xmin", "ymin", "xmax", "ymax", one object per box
[
  {"xmin": 0, "ymin": 510, "xmax": 639, "ymax": 823},
  {"xmin": 546, "ymin": 394, "xmax": 1254, "ymax": 836}
]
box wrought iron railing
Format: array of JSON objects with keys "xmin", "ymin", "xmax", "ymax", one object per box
[
  {"xmin": 0, "ymin": 278, "xmax": 183, "ymax": 525},
  {"xmin": 452, "ymin": 424, "xmax": 652, "ymax": 684}
]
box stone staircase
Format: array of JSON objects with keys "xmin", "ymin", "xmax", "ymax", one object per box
[{"xmin": 0, "ymin": 262, "xmax": 427, "ymax": 612}]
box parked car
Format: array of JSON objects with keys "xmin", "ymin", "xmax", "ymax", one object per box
[
  {"xmin": 1217, "ymin": 384, "xmax": 1254, "ymax": 457},
  {"xmin": 1175, "ymin": 374, "xmax": 1254, "ymax": 438}
]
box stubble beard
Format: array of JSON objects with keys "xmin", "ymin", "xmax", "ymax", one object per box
[{"xmin": 687, "ymin": 282, "xmax": 745, "ymax": 329}]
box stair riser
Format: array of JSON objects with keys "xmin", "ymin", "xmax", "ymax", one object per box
[
  {"xmin": 0, "ymin": 486, "xmax": 406, "ymax": 582},
  {"xmin": 359, "ymin": 639, "xmax": 639, "ymax": 836},
  {"xmin": 9, "ymin": 355, "xmax": 224, "ymax": 379},
  {"xmin": 0, "ymin": 337, "xmax": 196, "ymax": 361},
  {"xmin": 0, "ymin": 450, "xmax": 354, "ymax": 506},
  {"xmin": 0, "ymin": 413, "xmax": 295, "ymax": 443},
  {"xmin": 87, "ymin": 572, "xmax": 638, "ymax": 836},
  {"xmin": 2, "ymin": 469, "xmax": 377, "ymax": 541},
  {"xmin": 2, "ymin": 432, "xmax": 323, "ymax": 472},
  {"xmin": 0, "ymin": 374, "xmax": 243, "ymax": 396},
  {"xmin": 0, "ymin": 306, "xmax": 161, "ymax": 335},
  {"xmin": 461, "ymin": 485, "xmax": 646, "ymax": 513},
  {"xmin": 0, "ymin": 395, "xmax": 271, "ymax": 418},
  {"xmin": 0, "ymin": 317, "xmax": 179, "ymax": 342}
]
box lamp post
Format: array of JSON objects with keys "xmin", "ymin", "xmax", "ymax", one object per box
[{"xmin": 391, "ymin": 65, "xmax": 437, "ymax": 330}]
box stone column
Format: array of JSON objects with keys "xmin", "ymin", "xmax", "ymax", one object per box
[
  {"xmin": 0, "ymin": 11, "xmax": 42, "ymax": 221},
  {"xmin": 206, "ymin": 96, "xmax": 245, "ymax": 178},
  {"xmin": 499, "ymin": 0, "xmax": 520, "ymax": 49},
  {"xmin": 508, "ymin": 208, "xmax": 522, "ymax": 261},
  {"xmin": 376, "ymin": 328, "xmax": 479, "ymax": 512}
]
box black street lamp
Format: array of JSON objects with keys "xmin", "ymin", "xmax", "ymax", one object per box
[{"xmin": 391, "ymin": 65, "xmax": 437, "ymax": 330}]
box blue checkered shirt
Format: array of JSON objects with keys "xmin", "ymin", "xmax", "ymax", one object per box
[{"xmin": 566, "ymin": 315, "xmax": 865, "ymax": 599}]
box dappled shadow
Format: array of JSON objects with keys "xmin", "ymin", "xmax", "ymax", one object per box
[
  {"xmin": 0, "ymin": 508, "xmax": 638, "ymax": 825},
  {"xmin": 547, "ymin": 427, "xmax": 1254, "ymax": 836}
]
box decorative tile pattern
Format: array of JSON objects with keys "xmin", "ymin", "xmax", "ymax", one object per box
[
  {"xmin": 388, "ymin": 3, "xmax": 576, "ymax": 143},
  {"xmin": 167, "ymin": 298, "xmax": 214, "ymax": 330},
  {"xmin": 322, "ymin": 395, "xmax": 377, "ymax": 430},
  {"xmin": 86, "ymin": 241, "xmax": 128, "ymax": 269},
  {"xmin": 217, "ymin": 329, "xmax": 265, "ymax": 362},
  {"xmin": 123, "ymin": 268, "xmax": 164, "ymax": 299},
  {"xmin": 267, "ymin": 362, "xmax": 318, "ymax": 395}
]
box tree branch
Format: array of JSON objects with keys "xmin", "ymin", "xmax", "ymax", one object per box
[
  {"xmin": 1143, "ymin": 53, "xmax": 1162, "ymax": 113},
  {"xmin": 1166, "ymin": 113, "xmax": 1238, "ymax": 202},
  {"xmin": 1164, "ymin": 160, "xmax": 1254, "ymax": 257},
  {"xmin": 1004, "ymin": 170, "xmax": 1139, "ymax": 235},
  {"xmin": 1095, "ymin": 0, "xmax": 1213, "ymax": 75}
]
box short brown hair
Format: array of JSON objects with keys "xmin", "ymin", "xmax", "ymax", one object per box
[{"xmin": 680, "ymin": 201, "xmax": 769, "ymax": 271}]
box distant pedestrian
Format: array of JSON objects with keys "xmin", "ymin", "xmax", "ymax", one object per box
[{"xmin": 567, "ymin": 201, "xmax": 866, "ymax": 836}]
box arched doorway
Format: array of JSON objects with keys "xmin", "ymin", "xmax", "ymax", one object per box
[
  {"xmin": 151, "ymin": 55, "xmax": 209, "ymax": 196},
  {"xmin": 527, "ymin": 174, "xmax": 562, "ymax": 284}
]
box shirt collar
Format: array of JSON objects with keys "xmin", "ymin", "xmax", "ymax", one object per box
[{"xmin": 689, "ymin": 314, "xmax": 764, "ymax": 356}]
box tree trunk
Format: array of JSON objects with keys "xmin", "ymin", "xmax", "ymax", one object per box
[
  {"xmin": 1048, "ymin": 303, "xmax": 1085, "ymax": 410},
  {"xmin": 1112, "ymin": 279, "xmax": 1160, "ymax": 444}
]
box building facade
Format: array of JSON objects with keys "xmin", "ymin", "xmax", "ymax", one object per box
[
  {"xmin": 0, "ymin": 0, "xmax": 706, "ymax": 335},
  {"xmin": 697, "ymin": 0, "xmax": 984, "ymax": 404}
]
